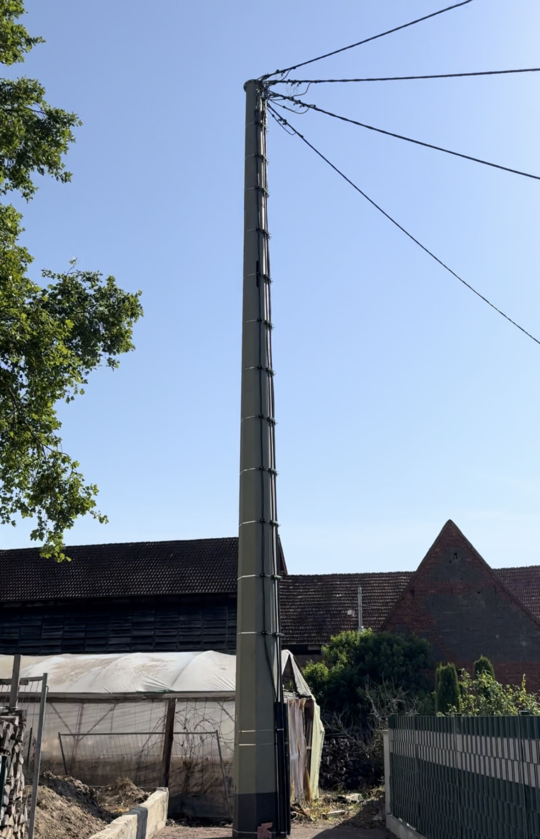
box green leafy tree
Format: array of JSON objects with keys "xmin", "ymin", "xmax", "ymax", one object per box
[
  {"xmin": 445, "ymin": 670, "xmax": 540, "ymax": 716},
  {"xmin": 0, "ymin": 2, "xmax": 143, "ymax": 558},
  {"xmin": 473, "ymin": 655, "xmax": 495, "ymax": 680},
  {"xmin": 303, "ymin": 629, "xmax": 432, "ymax": 727},
  {"xmin": 435, "ymin": 663, "xmax": 460, "ymax": 714}
]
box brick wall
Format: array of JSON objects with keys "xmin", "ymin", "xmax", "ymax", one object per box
[{"xmin": 383, "ymin": 520, "xmax": 540, "ymax": 691}]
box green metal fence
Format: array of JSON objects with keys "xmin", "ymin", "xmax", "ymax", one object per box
[{"xmin": 387, "ymin": 715, "xmax": 540, "ymax": 839}]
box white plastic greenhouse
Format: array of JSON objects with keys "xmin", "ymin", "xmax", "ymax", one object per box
[{"xmin": 0, "ymin": 651, "xmax": 324, "ymax": 818}]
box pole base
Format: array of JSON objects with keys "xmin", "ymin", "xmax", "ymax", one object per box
[{"xmin": 233, "ymin": 791, "xmax": 280, "ymax": 838}]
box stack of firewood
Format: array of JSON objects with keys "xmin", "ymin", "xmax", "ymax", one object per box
[
  {"xmin": 0, "ymin": 711, "xmax": 27, "ymax": 839},
  {"xmin": 319, "ymin": 735, "xmax": 378, "ymax": 791}
]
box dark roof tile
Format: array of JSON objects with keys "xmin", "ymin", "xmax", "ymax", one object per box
[
  {"xmin": 279, "ymin": 572, "xmax": 412, "ymax": 645},
  {"xmin": 1, "ymin": 536, "xmax": 539, "ymax": 652},
  {"xmin": 0, "ymin": 538, "xmax": 240, "ymax": 601}
]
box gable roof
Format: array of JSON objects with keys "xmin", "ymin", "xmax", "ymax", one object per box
[
  {"xmin": 278, "ymin": 565, "xmax": 540, "ymax": 648},
  {"xmin": 0, "ymin": 528, "xmax": 539, "ymax": 653},
  {"xmin": 379, "ymin": 520, "xmax": 540, "ymax": 673},
  {"xmin": 382, "ymin": 520, "xmax": 540, "ymax": 635},
  {"xmin": 0, "ymin": 538, "xmax": 288, "ymax": 602}
]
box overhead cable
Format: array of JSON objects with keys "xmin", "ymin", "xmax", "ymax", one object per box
[
  {"xmin": 260, "ymin": 0, "xmax": 473, "ymax": 80},
  {"xmin": 270, "ymin": 95, "xmax": 540, "ymax": 182},
  {"xmin": 267, "ymin": 67, "xmax": 540, "ymax": 85},
  {"xmin": 267, "ymin": 104, "xmax": 540, "ymax": 348}
]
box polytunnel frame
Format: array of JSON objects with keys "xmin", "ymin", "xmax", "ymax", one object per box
[{"xmin": 0, "ymin": 651, "xmax": 323, "ymax": 817}]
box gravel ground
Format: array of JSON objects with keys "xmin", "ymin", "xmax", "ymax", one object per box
[
  {"xmin": 156, "ymin": 824, "xmax": 391, "ymax": 839},
  {"xmin": 157, "ymin": 788, "xmax": 392, "ymax": 839}
]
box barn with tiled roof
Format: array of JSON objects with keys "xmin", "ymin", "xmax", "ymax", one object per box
[{"xmin": 0, "ymin": 522, "xmax": 539, "ymax": 687}]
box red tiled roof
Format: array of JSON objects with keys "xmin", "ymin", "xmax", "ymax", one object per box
[
  {"xmin": 279, "ymin": 571, "xmax": 413, "ymax": 645},
  {"xmin": 0, "ymin": 536, "xmax": 539, "ymax": 651},
  {"xmin": 280, "ymin": 566, "xmax": 540, "ymax": 647},
  {"xmin": 496, "ymin": 566, "xmax": 540, "ymax": 622}
]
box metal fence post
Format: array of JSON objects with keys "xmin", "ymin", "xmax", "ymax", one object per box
[
  {"xmin": 161, "ymin": 698, "xmax": 176, "ymax": 788},
  {"xmin": 28, "ymin": 673, "xmax": 48, "ymax": 839},
  {"xmin": 58, "ymin": 733, "xmax": 69, "ymax": 776},
  {"xmin": 382, "ymin": 730, "xmax": 391, "ymax": 819}
]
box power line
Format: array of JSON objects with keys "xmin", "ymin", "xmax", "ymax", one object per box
[
  {"xmin": 267, "ymin": 67, "xmax": 540, "ymax": 85},
  {"xmin": 267, "ymin": 103, "xmax": 540, "ymax": 348},
  {"xmin": 270, "ymin": 95, "xmax": 540, "ymax": 182},
  {"xmin": 260, "ymin": 0, "xmax": 473, "ymax": 80}
]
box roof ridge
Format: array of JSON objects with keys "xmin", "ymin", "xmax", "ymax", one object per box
[
  {"xmin": 0, "ymin": 535, "xmax": 239, "ymax": 554},
  {"xmin": 495, "ymin": 564, "xmax": 540, "ymax": 572}
]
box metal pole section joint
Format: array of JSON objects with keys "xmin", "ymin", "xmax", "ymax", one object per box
[{"xmin": 233, "ymin": 79, "xmax": 285, "ymax": 837}]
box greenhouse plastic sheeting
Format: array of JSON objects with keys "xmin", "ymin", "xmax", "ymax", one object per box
[
  {"xmin": 0, "ymin": 651, "xmax": 320, "ymax": 816},
  {"xmin": 0, "ymin": 651, "xmax": 235, "ymax": 694},
  {"xmin": 0, "ymin": 649, "xmax": 310, "ymax": 696}
]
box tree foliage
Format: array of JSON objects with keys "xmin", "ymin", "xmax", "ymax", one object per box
[
  {"xmin": 0, "ymin": 1, "xmax": 43, "ymax": 66},
  {"xmin": 445, "ymin": 670, "xmax": 540, "ymax": 716},
  {"xmin": 303, "ymin": 630, "xmax": 433, "ymax": 727},
  {"xmin": 473, "ymin": 655, "xmax": 495, "ymax": 680},
  {"xmin": 0, "ymin": 2, "xmax": 143, "ymax": 558},
  {"xmin": 435, "ymin": 663, "xmax": 460, "ymax": 714}
]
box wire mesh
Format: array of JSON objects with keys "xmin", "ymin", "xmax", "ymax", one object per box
[
  {"xmin": 7, "ymin": 693, "xmax": 312, "ymax": 819},
  {"xmin": 170, "ymin": 699, "xmax": 234, "ymax": 818},
  {"xmin": 58, "ymin": 731, "xmax": 164, "ymax": 790},
  {"xmin": 17, "ymin": 679, "xmax": 45, "ymax": 784}
]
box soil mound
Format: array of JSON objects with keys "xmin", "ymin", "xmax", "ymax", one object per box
[
  {"xmin": 96, "ymin": 776, "xmax": 148, "ymax": 816},
  {"xmin": 26, "ymin": 772, "xmax": 148, "ymax": 839}
]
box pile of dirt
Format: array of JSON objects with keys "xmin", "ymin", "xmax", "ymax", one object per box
[
  {"xmin": 25, "ymin": 772, "xmax": 148, "ymax": 839},
  {"xmin": 25, "ymin": 772, "xmax": 110, "ymax": 839},
  {"xmin": 96, "ymin": 777, "xmax": 148, "ymax": 816}
]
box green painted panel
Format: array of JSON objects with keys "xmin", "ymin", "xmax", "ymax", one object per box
[{"xmin": 388, "ymin": 716, "xmax": 540, "ymax": 839}]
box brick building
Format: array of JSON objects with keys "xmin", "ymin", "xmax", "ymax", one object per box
[
  {"xmin": 0, "ymin": 521, "xmax": 539, "ymax": 688},
  {"xmin": 281, "ymin": 521, "xmax": 540, "ymax": 689},
  {"xmin": 383, "ymin": 520, "xmax": 540, "ymax": 689}
]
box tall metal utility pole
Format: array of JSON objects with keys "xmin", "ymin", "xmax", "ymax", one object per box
[{"xmin": 234, "ymin": 80, "xmax": 288, "ymax": 838}]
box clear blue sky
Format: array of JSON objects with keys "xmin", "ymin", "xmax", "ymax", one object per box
[{"xmin": 3, "ymin": 0, "xmax": 540, "ymax": 573}]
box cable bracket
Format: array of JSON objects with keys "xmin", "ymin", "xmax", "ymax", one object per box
[
  {"xmin": 245, "ymin": 365, "xmax": 275, "ymax": 375},
  {"xmin": 241, "ymin": 414, "xmax": 276, "ymax": 425},
  {"xmin": 247, "ymin": 185, "xmax": 270, "ymax": 196},
  {"xmin": 241, "ymin": 466, "xmax": 278, "ymax": 476}
]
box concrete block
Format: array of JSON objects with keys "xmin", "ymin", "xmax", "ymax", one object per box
[
  {"xmin": 386, "ymin": 813, "xmax": 428, "ymax": 839},
  {"xmin": 88, "ymin": 788, "xmax": 168, "ymax": 839}
]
